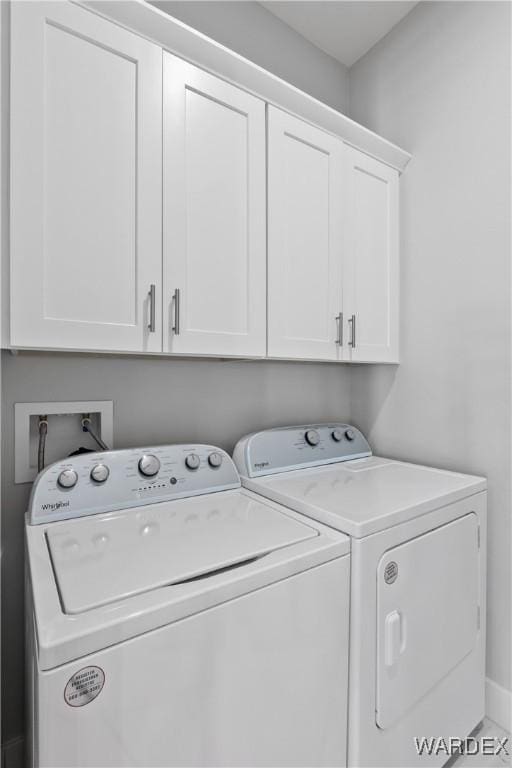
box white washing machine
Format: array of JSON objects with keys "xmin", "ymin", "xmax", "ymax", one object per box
[
  {"xmin": 26, "ymin": 443, "xmax": 351, "ymax": 768},
  {"xmin": 233, "ymin": 424, "xmax": 487, "ymax": 768}
]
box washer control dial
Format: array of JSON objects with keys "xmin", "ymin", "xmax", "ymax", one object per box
[
  {"xmin": 305, "ymin": 429, "xmax": 320, "ymax": 446},
  {"xmin": 332, "ymin": 428, "xmax": 344, "ymax": 442},
  {"xmin": 90, "ymin": 464, "xmax": 110, "ymax": 483},
  {"xmin": 185, "ymin": 453, "xmax": 201, "ymax": 470},
  {"xmin": 208, "ymin": 452, "xmax": 223, "ymax": 469},
  {"xmin": 345, "ymin": 428, "xmax": 356, "ymax": 441},
  {"xmin": 138, "ymin": 454, "xmax": 160, "ymax": 477},
  {"xmin": 57, "ymin": 469, "xmax": 78, "ymax": 489}
]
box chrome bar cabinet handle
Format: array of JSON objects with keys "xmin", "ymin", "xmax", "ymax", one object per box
[
  {"xmin": 172, "ymin": 289, "xmax": 181, "ymax": 335},
  {"xmin": 335, "ymin": 313, "xmax": 343, "ymax": 346},
  {"xmin": 348, "ymin": 314, "xmax": 356, "ymax": 348},
  {"xmin": 148, "ymin": 284, "xmax": 156, "ymax": 333}
]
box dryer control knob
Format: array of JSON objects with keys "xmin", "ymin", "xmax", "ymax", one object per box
[
  {"xmin": 208, "ymin": 452, "xmax": 223, "ymax": 469},
  {"xmin": 90, "ymin": 464, "xmax": 110, "ymax": 483},
  {"xmin": 185, "ymin": 453, "xmax": 201, "ymax": 470},
  {"xmin": 345, "ymin": 429, "xmax": 356, "ymax": 441},
  {"xmin": 305, "ymin": 429, "xmax": 320, "ymax": 446},
  {"xmin": 138, "ymin": 454, "xmax": 160, "ymax": 477},
  {"xmin": 57, "ymin": 469, "xmax": 78, "ymax": 489},
  {"xmin": 332, "ymin": 428, "xmax": 344, "ymax": 442}
]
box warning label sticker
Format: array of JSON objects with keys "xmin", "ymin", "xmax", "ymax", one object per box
[
  {"xmin": 384, "ymin": 561, "xmax": 398, "ymax": 584},
  {"xmin": 64, "ymin": 666, "xmax": 105, "ymax": 707}
]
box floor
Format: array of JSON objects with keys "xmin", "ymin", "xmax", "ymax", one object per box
[{"xmin": 451, "ymin": 718, "xmax": 510, "ymax": 767}]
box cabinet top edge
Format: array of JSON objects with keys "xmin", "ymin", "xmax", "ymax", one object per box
[{"xmin": 73, "ymin": 0, "xmax": 411, "ymax": 173}]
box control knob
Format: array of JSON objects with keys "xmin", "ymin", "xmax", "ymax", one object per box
[
  {"xmin": 345, "ymin": 429, "xmax": 356, "ymax": 441},
  {"xmin": 185, "ymin": 453, "xmax": 201, "ymax": 470},
  {"xmin": 208, "ymin": 452, "xmax": 223, "ymax": 469},
  {"xmin": 305, "ymin": 429, "xmax": 320, "ymax": 446},
  {"xmin": 57, "ymin": 469, "xmax": 78, "ymax": 489},
  {"xmin": 138, "ymin": 454, "xmax": 160, "ymax": 477},
  {"xmin": 332, "ymin": 428, "xmax": 344, "ymax": 442},
  {"xmin": 90, "ymin": 464, "xmax": 110, "ymax": 483}
]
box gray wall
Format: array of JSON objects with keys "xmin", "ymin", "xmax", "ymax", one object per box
[
  {"xmin": 151, "ymin": 1, "xmax": 350, "ymax": 113},
  {"xmin": 349, "ymin": 0, "xmax": 511, "ymax": 696}
]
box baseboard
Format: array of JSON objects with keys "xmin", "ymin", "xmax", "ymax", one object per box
[
  {"xmin": 486, "ymin": 676, "xmax": 512, "ymax": 732},
  {"xmin": 1, "ymin": 737, "xmax": 24, "ymax": 768}
]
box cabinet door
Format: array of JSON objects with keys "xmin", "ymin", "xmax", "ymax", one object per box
[
  {"xmin": 163, "ymin": 54, "xmax": 266, "ymax": 357},
  {"xmin": 10, "ymin": 2, "xmax": 162, "ymax": 352},
  {"xmin": 267, "ymin": 107, "xmax": 345, "ymax": 361},
  {"xmin": 344, "ymin": 148, "xmax": 399, "ymax": 363}
]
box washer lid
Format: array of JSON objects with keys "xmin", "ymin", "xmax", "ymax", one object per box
[{"xmin": 47, "ymin": 490, "xmax": 318, "ymax": 614}]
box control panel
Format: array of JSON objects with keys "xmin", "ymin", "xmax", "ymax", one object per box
[
  {"xmin": 29, "ymin": 445, "xmax": 240, "ymax": 525},
  {"xmin": 232, "ymin": 424, "xmax": 371, "ymax": 478}
]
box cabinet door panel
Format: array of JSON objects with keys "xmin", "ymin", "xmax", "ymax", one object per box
[
  {"xmin": 10, "ymin": 2, "xmax": 162, "ymax": 351},
  {"xmin": 267, "ymin": 107, "xmax": 345, "ymax": 361},
  {"xmin": 163, "ymin": 54, "xmax": 266, "ymax": 356},
  {"xmin": 344, "ymin": 149, "xmax": 399, "ymax": 363}
]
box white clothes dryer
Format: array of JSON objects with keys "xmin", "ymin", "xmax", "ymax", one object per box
[
  {"xmin": 233, "ymin": 424, "xmax": 487, "ymax": 768},
  {"xmin": 26, "ymin": 444, "xmax": 351, "ymax": 768}
]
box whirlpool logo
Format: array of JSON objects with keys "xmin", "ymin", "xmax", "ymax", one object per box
[
  {"xmin": 254, "ymin": 461, "xmax": 270, "ymax": 469},
  {"xmin": 40, "ymin": 501, "xmax": 70, "ymax": 512}
]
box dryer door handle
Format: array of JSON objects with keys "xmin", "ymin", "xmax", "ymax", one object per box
[{"xmin": 384, "ymin": 610, "xmax": 406, "ymax": 668}]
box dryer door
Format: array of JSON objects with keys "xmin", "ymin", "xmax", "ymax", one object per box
[{"xmin": 376, "ymin": 512, "xmax": 479, "ymax": 729}]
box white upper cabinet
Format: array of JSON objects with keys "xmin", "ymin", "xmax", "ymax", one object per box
[
  {"xmin": 10, "ymin": 2, "xmax": 162, "ymax": 352},
  {"xmin": 267, "ymin": 107, "xmax": 346, "ymax": 361},
  {"xmin": 343, "ymin": 147, "xmax": 399, "ymax": 363},
  {"xmin": 163, "ymin": 54, "xmax": 266, "ymax": 357},
  {"xmin": 8, "ymin": 2, "xmax": 403, "ymax": 362}
]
